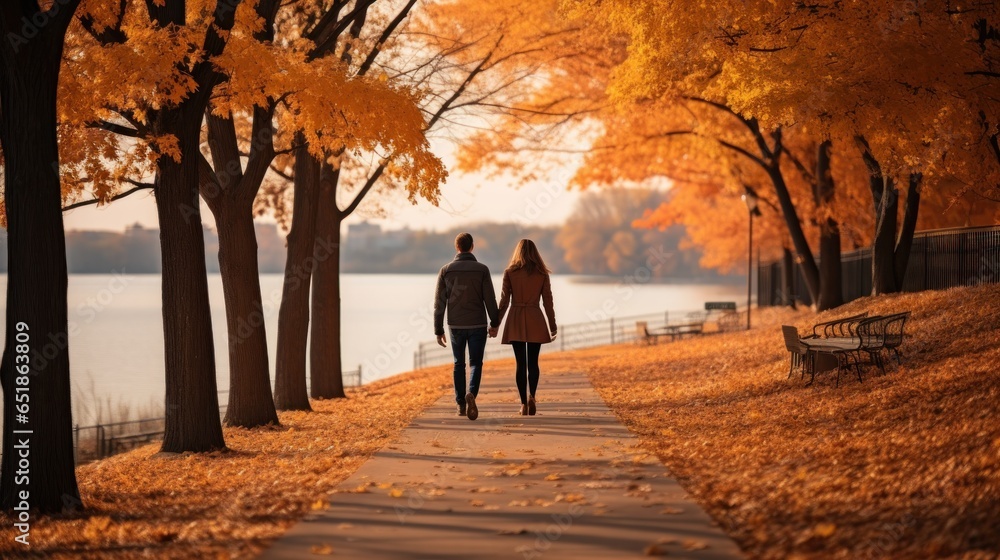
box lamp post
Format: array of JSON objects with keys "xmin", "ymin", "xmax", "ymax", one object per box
[{"xmin": 741, "ymin": 186, "xmax": 761, "ymax": 330}]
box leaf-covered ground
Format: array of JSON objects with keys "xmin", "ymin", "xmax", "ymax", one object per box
[
  {"xmin": 0, "ymin": 368, "xmax": 451, "ymax": 559},
  {"xmin": 584, "ymin": 284, "xmax": 1000, "ymax": 559}
]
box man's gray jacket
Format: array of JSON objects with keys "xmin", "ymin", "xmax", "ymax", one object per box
[{"xmin": 434, "ymin": 253, "xmax": 500, "ymax": 336}]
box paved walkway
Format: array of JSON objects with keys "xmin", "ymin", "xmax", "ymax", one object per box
[{"xmin": 260, "ymin": 371, "xmax": 742, "ymax": 559}]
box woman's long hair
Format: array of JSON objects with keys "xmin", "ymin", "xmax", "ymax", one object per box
[{"xmin": 507, "ymin": 239, "xmax": 551, "ymax": 275}]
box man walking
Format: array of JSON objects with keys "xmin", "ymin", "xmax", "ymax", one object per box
[{"xmin": 434, "ymin": 233, "xmax": 499, "ymax": 421}]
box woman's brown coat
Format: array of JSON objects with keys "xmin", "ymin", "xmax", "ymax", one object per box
[{"xmin": 498, "ymin": 267, "xmax": 557, "ymax": 344}]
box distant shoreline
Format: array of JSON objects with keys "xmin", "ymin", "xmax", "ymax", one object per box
[{"xmin": 0, "ymin": 271, "xmax": 743, "ymax": 284}]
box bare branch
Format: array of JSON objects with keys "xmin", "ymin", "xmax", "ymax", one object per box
[{"xmin": 62, "ymin": 182, "xmax": 154, "ymax": 212}]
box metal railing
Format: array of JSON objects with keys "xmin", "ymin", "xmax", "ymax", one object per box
[
  {"xmin": 68, "ymin": 366, "xmax": 363, "ymax": 463},
  {"xmin": 413, "ymin": 309, "xmax": 717, "ymax": 370},
  {"xmin": 758, "ymin": 225, "xmax": 1000, "ymax": 306}
]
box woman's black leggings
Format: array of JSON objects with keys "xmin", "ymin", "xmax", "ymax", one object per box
[{"xmin": 511, "ymin": 342, "xmax": 541, "ymax": 404}]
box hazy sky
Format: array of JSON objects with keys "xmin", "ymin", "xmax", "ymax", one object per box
[{"xmin": 62, "ymin": 140, "xmax": 584, "ymax": 235}]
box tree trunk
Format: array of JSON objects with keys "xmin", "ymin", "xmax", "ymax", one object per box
[
  {"xmin": 780, "ymin": 247, "xmax": 797, "ymax": 309},
  {"xmin": 155, "ymin": 108, "xmax": 226, "ymax": 453},
  {"xmin": 310, "ymin": 165, "xmax": 346, "ymax": 399},
  {"xmin": 893, "ymin": 173, "xmax": 922, "ymax": 289},
  {"xmin": 766, "ymin": 164, "xmax": 821, "ymax": 304},
  {"xmin": 856, "ymin": 135, "xmax": 913, "ymax": 296},
  {"xmin": 215, "ymin": 205, "xmax": 280, "ymax": 427},
  {"xmin": 869, "ymin": 174, "xmax": 899, "ymax": 295},
  {"xmin": 273, "ymin": 147, "xmax": 321, "ymax": 411},
  {"xmin": 0, "ymin": 11, "xmax": 81, "ymax": 512},
  {"xmin": 815, "ymin": 140, "xmax": 843, "ymax": 310}
]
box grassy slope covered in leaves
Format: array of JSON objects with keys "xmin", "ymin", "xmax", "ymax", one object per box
[{"xmin": 586, "ymin": 283, "xmax": 1000, "ymax": 559}]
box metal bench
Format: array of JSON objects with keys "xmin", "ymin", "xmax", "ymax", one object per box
[
  {"xmin": 791, "ymin": 311, "xmax": 911, "ymax": 386},
  {"xmin": 635, "ymin": 321, "xmax": 667, "ymax": 345},
  {"xmin": 782, "ymin": 325, "xmax": 811, "ymax": 379},
  {"xmin": 108, "ymin": 431, "xmax": 163, "ymax": 455},
  {"xmin": 802, "ymin": 312, "xmax": 869, "ymax": 339}
]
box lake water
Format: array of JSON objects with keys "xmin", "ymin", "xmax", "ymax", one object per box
[{"xmin": 0, "ymin": 273, "xmax": 744, "ymax": 424}]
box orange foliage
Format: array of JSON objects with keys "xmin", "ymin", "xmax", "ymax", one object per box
[
  {"xmin": 49, "ymin": 1, "xmax": 445, "ymax": 216},
  {"xmin": 436, "ymin": 0, "xmax": 1000, "ymax": 273}
]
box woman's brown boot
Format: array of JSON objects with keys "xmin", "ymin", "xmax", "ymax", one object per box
[
  {"xmin": 527, "ymin": 396, "xmax": 536, "ymax": 416},
  {"xmin": 519, "ymin": 403, "xmax": 528, "ymax": 415}
]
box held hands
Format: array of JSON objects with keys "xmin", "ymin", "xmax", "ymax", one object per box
[
  {"xmin": 488, "ymin": 327, "xmax": 498, "ymax": 338},
  {"xmin": 550, "ymin": 330, "xmax": 558, "ymax": 340},
  {"xmin": 436, "ymin": 334, "xmax": 447, "ymax": 348}
]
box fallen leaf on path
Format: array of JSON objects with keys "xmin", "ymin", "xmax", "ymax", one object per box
[
  {"xmin": 554, "ymin": 493, "xmax": 588, "ymax": 504},
  {"xmin": 310, "ymin": 543, "xmax": 334, "ymax": 555},
  {"xmin": 682, "ymin": 539, "xmax": 709, "ymax": 550},
  {"xmin": 83, "ymin": 516, "xmax": 112, "ymax": 541},
  {"xmin": 814, "ymin": 523, "xmax": 837, "ymax": 538},
  {"xmin": 643, "ymin": 543, "xmax": 668, "ymax": 556},
  {"xmin": 498, "ymin": 528, "xmax": 528, "ymax": 535}
]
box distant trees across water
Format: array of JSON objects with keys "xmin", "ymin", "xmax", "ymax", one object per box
[{"xmin": 18, "ymin": 192, "xmax": 737, "ymax": 281}]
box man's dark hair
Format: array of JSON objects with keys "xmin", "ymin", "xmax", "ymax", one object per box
[{"xmin": 455, "ymin": 232, "xmax": 474, "ymax": 253}]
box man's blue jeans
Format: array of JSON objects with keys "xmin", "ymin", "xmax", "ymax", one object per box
[{"xmin": 450, "ymin": 327, "xmax": 487, "ymax": 405}]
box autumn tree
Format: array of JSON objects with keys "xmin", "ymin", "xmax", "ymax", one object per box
[
  {"xmin": 450, "ymin": 0, "xmax": 1000, "ymax": 305},
  {"xmin": 557, "ymin": 188, "xmax": 691, "ymax": 277},
  {"xmin": 0, "ymin": 0, "xmax": 85, "ymax": 514},
  {"xmin": 586, "ymin": 0, "xmax": 999, "ymax": 295},
  {"xmin": 202, "ymin": 0, "xmax": 439, "ymax": 424},
  {"xmin": 422, "ymin": 0, "xmax": 837, "ymax": 307},
  {"xmin": 58, "ymin": 1, "xmax": 445, "ymax": 424},
  {"xmin": 261, "ymin": 0, "xmax": 600, "ymax": 401},
  {"xmin": 261, "ymin": 0, "xmax": 448, "ymax": 407},
  {"xmin": 57, "ymin": 1, "xmax": 248, "ymax": 451}
]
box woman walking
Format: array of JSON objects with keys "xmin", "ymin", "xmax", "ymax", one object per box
[{"xmin": 497, "ymin": 239, "xmax": 557, "ymax": 415}]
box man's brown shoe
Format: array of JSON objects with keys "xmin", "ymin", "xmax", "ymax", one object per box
[{"xmin": 465, "ymin": 393, "xmax": 478, "ymax": 421}]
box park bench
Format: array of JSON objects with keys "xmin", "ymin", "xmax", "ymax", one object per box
[
  {"xmin": 635, "ymin": 303, "xmax": 739, "ymax": 346},
  {"xmin": 881, "ymin": 311, "xmax": 911, "ymax": 364},
  {"xmin": 801, "ymin": 312, "xmax": 869, "ymax": 339},
  {"xmin": 662, "ymin": 311, "xmax": 706, "ymax": 340},
  {"xmin": 705, "ymin": 301, "xmax": 742, "ymax": 333},
  {"xmin": 108, "ymin": 430, "xmax": 163, "ymax": 455},
  {"xmin": 635, "ymin": 312, "xmax": 706, "ymax": 345},
  {"xmin": 784, "ymin": 310, "xmax": 911, "ymax": 387},
  {"xmin": 635, "ymin": 321, "xmax": 667, "ymax": 345}
]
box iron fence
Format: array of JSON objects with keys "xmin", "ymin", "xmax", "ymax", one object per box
[
  {"xmin": 64, "ymin": 366, "xmax": 364, "ymax": 463},
  {"xmin": 758, "ymin": 225, "xmax": 1000, "ymax": 306}
]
